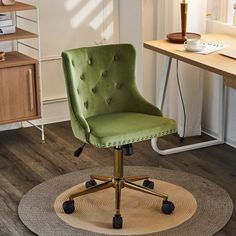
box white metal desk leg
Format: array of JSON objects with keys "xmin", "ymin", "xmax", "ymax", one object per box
[
  {"xmin": 218, "ymin": 77, "xmax": 227, "ymax": 142},
  {"xmin": 156, "ymin": 57, "xmax": 172, "ymax": 110},
  {"xmin": 151, "ymin": 69, "xmax": 226, "ymax": 155},
  {"xmin": 36, "ymin": 8, "xmax": 45, "ymax": 144}
]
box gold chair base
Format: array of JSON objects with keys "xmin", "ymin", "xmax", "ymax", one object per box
[{"xmin": 67, "ymin": 146, "xmax": 169, "ymax": 217}]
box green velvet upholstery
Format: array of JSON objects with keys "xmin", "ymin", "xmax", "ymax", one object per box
[{"xmin": 62, "ymin": 44, "xmax": 176, "ymax": 147}]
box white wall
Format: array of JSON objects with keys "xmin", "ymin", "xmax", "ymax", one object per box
[
  {"xmin": 119, "ymin": 0, "xmax": 143, "ymax": 91},
  {"xmin": 119, "ymin": 0, "xmax": 161, "ymax": 103},
  {"xmin": 142, "ymin": 0, "xmax": 157, "ymax": 103}
]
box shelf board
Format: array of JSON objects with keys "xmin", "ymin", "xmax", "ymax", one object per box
[
  {"xmin": 0, "ymin": 28, "xmax": 37, "ymax": 42},
  {"xmin": 0, "ymin": 51, "xmax": 37, "ymax": 69},
  {"xmin": 0, "ymin": 1, "xmax": 36, "ymax": 13}
]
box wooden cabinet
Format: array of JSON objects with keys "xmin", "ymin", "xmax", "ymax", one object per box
[
  {"xmin": 0, "ymin": 2, "xmax": 42, "ymax": 126},
  {"xmin": 0, "ymin": 53, "xmax": 40, "ymax": 124}
]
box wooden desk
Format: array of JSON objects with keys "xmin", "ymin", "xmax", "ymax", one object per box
[
  {"xmin": 144, "ymin": 33, "xmax": 236, "ymax": 155},
  {"xmin": 144, "ymin": 33, "xmax": 236, "ymax": 85}
]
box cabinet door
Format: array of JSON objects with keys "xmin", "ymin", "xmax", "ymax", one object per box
[{"xmin": 0, "ymin": 64, "xmax": 39, "ymax": 124}]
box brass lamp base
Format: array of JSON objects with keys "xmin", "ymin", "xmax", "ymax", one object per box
[
  {"xmin": 167, "ymin": 32, "xmax": 201, "ymax": 44},
  {"xmin": 62, "ymin": 147, "xmax": 174, "ymax": 229}
]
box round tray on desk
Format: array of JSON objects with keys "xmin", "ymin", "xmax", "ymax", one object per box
[{"xmin": 167, "ymin": 32, "xmax": 201, "ymax": 44}]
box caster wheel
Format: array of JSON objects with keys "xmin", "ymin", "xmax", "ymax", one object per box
[
  {"xmin": 63, "ymin": 200, "xmax": 75, "ymax": 214},
  {"xmin": 122, "ymin": 144, "xmax": 133, "ymax": 156},
  {"xmin": 162, "ymin": 200, "xmax": 175, "ymax": 215},
  {"xmin": 74, "ymin": 147, "xmax": 83, "ymax": 157},
  {"xmin": 113, "ymin": 214, "xmax": 123, "ymax": 229},
  {"xmin": 143, "ymin": 179, "xmax": 154, "ymax": 189},
  {"xmin": 85, "ymin": 179, "xmax": 97, "ymax": 188}
]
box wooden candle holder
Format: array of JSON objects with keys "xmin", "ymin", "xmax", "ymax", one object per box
[{"xmin": 167, "ymin": 2, "xmax": 200, "ymax": 44}]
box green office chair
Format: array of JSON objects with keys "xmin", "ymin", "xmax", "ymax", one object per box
[{"xmin": 61, "ymin": 44, "xmax": 176, "ymax": 229}]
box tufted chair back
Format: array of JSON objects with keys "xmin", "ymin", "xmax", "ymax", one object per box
[{"xmin": 62, "ymin": 44, "xmax": 139, "ymax": 119}]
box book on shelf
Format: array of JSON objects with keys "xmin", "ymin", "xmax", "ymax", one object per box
[
  {"xmin": 0, "ymin": 19, "xmax": 13, "ymax": 27},
  {"xmin": 0, "ymin": 25, "xmax": 15, "ymax": 35}
]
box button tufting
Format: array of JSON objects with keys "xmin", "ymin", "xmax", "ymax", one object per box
[
  {"xmin": 114, "ymin": 55, "xmax": 119, "ymax": 61},
  {"xmin": 102, "ymin": 71, "xmax": 108, "ymax": 78},
  {"xmin": 115, "ymin": 83, "xmax": 121, "ymax": 89},
  {"xmin": 92, "ymin": 87, "xmax": 97, "ymax": 93},
  {"xmin": 80, "ymin": 74, "xmax": 85, "ymax": 80},
  {"xmin": 106, "ymin": 98, "xmax": 111, "ymax": 104},
  {"xmin": 71, "ymin": 60, "xmax": 75, "ymax": 66},
  {"xmin": 84, "ymin": 101, "xmax": 88, "ymax": 108},
  {"xmin": 88, "ymin": 59, "xmax": 92, "ymax": 65},
  {"xmin": 77, "ymin": 88, "xmax": 79, "ymax": 94}
]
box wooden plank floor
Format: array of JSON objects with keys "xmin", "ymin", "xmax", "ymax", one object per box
[{"xmin": 0, "ymin": 121, "xmax": 235, "ymax": 235}]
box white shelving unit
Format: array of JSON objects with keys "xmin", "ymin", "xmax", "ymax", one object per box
[{"xmin": 0, "ymin": 1, "xmax": 45, "ymax": 143}]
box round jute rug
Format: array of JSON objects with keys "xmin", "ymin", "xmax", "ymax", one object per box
[
  {"xmin": 18, "ymin": 166, "xmax": 233, "ymax": 236},
  {"xmin": 54, "ymin": 178, "xmax": 197, "ymax": 235}
]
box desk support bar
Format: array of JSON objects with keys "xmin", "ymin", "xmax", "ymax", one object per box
[
  {"xmin": 152, "ymin": 57, "xmax": 226, "ymax": 155},
  {"xmin": 151, "ymin": 138, "xmax": 224, "ymax": 155}
]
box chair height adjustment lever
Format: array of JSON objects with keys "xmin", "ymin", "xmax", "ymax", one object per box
[
  {"xmin": 74, "ymin": 143, "xmax": 86, "ymax": 157},
  {"xmin": 122, "ymin": 144, "xmax": 133, "ymax": 156}
]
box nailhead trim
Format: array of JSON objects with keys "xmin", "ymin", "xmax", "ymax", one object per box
[{"xmin": 91, "ymin": 128, "xmax": 177, "ymax": 148}]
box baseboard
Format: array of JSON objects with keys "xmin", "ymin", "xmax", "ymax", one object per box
[
  {"xmin": 42, "ymin": 96, "xmax": 70, "ymax": 124},
  {"xmin": 225, "ymin": 137, "xmax": 236, "ymax": 149},
  {"xmin": 202, "ymin": 127, "xmax": 218, "ymax": 139},
  {"xmin": 202, "ymin": 127, "xmax": 236, "ymax": 149},
  {"xmin": 24, "ymin": 97, "xmax": 70, "ymax": 127},
  {"xmin": 43, "ymin": 96, "xmax": 67, "ymax": 105},
  {"xmin": 178, "ymin": 125, "xmax": 201, "ymax": 137},
  {"xmin": 0, "ymin": 97, "xmax": 70, "ymax": 131},
  {"xmin": 0, "ymin": 123, "xmax": 21, "ymax": 131}
]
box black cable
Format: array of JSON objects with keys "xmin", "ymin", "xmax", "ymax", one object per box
[{"xmin": 176, "ymin": 60, "xmax": 187, "ymax": 141}]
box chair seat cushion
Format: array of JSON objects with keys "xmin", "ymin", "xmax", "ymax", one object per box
[{"xmin": 86, "ymin": 112, "xmax": 176, "ymax": 148}]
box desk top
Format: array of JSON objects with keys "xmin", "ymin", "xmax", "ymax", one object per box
[{"xmin": 144, "ymin": 33, "xmax": 236, "ymax": 80}]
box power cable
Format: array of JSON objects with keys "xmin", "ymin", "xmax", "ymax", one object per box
[{"xmin": 176, "ymin": 60, "xmax": 187, "ymax": 141}]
